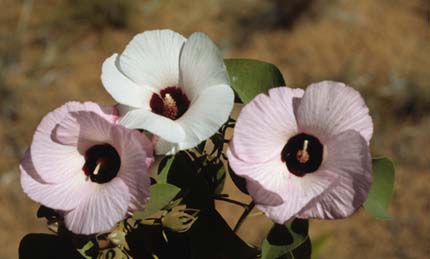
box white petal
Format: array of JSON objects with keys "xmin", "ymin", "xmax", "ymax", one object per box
[
  {"xmin": 119, "ymin": 108, "xmax": 185, "ymax": 143},
  {"xmin": 231, "ymin": 87, "xmax": 303, "ymax": 164},
  {"xmin": 296, "ymin": 130, "xmax": 372, "ymax": 219},
  {"xmin": 179, "ymin": 32, "xmax": 229, "ymax": 100},
  {"xmin": 154, "ymin": 138, "xmax": 179, "ymax": 155},
  {"xmin": 119, "ymin": 29, "xmax": 185, "ymax": 90},
  {"xmin": 101, "ymin": 54, "xmax": 155, "ymax": 108},
  {"xmin": 296, "ymin": 81, "xmax": 373, "ymax": 144},
  {"xmin": 176, "ymin": 84, "xmax": 234, "ymax": 151},
  {"xmin": 64, "ymin": 177, "xmax": 130, "ymax": 235}
]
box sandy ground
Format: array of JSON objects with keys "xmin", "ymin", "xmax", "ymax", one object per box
[{"xmin": 1, "ymin": 0, "xmax": 429, "ymax": 258}]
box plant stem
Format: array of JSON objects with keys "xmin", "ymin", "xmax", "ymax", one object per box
[
  {"xmin": 212, "ymin": 196, "xmax": 249, "ymax": 208},
  {"xmin": 233, "ymin": 201, "xmax": 255, "ymax": 233}
]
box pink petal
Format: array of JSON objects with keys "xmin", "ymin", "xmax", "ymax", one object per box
[
  {"xmin": 296, "ymin": 130, "xmax": 372, "ymax": 219},
  {"xmin": 30, "ymin": 138, "xmax": 84, "ymax": 184},
  {"xmin": 80, "ymin": 102, "xmax": 119, "ymax": 124},
  {"xmin": 20, "ymin": 164, "xmax": 91, "ymax": 211},
  {"xmin": 54, "ymin": 111, "xmax": 113, "ymax": 149},
  {"xmin": 245, "ymin": 178, "xmax": 283, "ymax": 206},
  {"xmin": 255, "ymin": 168, "xmax": 340, "ymax": 223},
  {"xmin": 102, "ymin": 54, "xmax": 155, "ymax": 108},
  {"xmin": 296, "ymin": 81, "xmax": 373, "ymax": 144},
  {"xmin": 229, "ymin": 140, "xmax": 337, "ymax": 223},
  {"xmin": 119, "ymin": 29, "xmax": 185, "ymax": 90},
  {"xmin": 230, "ymin": 87, "xmax": 303, "ymax": 163},
  {"xmin": 30, "ymin": 102, "xmax": 116, "ymax": 184},
  {"xmin": 64, "ymin": 177, "xmax": 130, "ymax": 235},
  {"xmin": 227, "ymin": 146, "xmax": 292, "ymax": 200},
  {"xmin": 179, "ymin": 32, "xmax": 230, "ymax": 99},
  {"xmin": 176, "ymin": 84, "xmax": 234, "ymax": 151},
  {"xmin": 111, "ymin": 126, "xmax": 151, "ymax": 211}
]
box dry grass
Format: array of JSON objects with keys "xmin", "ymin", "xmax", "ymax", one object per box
[{"xmin": 0, "ymin": 0, "xmax": 429, "ymax": 258}]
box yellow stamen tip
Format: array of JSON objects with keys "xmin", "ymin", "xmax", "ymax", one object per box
[{"xmin": 93, "ymin": 162, "xmax": 102, "ymax": 176}]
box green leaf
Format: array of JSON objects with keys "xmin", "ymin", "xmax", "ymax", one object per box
[
  {"xmin": 77, "ymin": 240, "xmax": 95, "ymax": 259},
  {"xmin": 262, "ymin": 219, "xmax": 310, "ymax": 259},
  {"xmin": 133, "ymin": 183, "xmax": 181, "ymax": 220},
  {"xmin": 225, "ymin": 58, "xmax": 286, "ymax": 104},
  {"xmin": 158, "ymin": 156, "xmax": 174, "ymax": 183},
  {"xmin": 364, "ymin": 157, "xmax": 395, "ymax": 220}
]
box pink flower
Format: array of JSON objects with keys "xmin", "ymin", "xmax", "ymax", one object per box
[
  {"xmin": 20, "ymin": 102, "xmax": 153, "ymax": 234},
  {"xmin": 227, "ymin": 81, "xmax": 373, "ymax": 223}
]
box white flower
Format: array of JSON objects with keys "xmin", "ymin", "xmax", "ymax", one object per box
[{"xmin": 101, "ymin": 29, "xmax": 234, "ymax": 154}]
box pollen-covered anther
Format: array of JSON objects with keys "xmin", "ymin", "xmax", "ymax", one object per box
[
  {"xmin": 162, "ymin": 93, "xmax": 179, "ymax": 120},
  {"xmin": 93, "ymin": 162, "xmax": 101, "ymax": 176},
  {"xmin": 296, "ymin": 140, "xmax": 309, "ymax": 163}
]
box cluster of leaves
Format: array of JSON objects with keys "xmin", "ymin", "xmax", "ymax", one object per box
[{"xmin": 20, "ymin": 59, "xmax": 395, "ymax": 259}]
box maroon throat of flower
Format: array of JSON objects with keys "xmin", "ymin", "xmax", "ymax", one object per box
[
  {"xmin": 281, "ymin": 133, "xmax": 323, "ymax": 177},
  {"xmin": 150, "ymin": 86, "xmax": 190, "ymax": 120},
  {"xmin": 82, "ymin": 144, "xmax": 121, "ymax": 184}
]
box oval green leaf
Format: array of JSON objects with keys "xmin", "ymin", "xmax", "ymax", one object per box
[
  {"xmin": 364, "ymin": 157, "xmax": 395, "ymax": 220},
  {"xmin": 262, "ymin": 219, "xmax": 310, "ymax": 259},
  {"xmin": 225, "ymin": 59, "xmax": 286, "ymax": 104},
  {"xmin": 133, "ymin": 183, "xmax": 181, "ymax": 220}
]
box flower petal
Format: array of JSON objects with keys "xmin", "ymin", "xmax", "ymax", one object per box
[
  {"xmin": 30, "ymin": 102, "xmax": 115, "ymax": 184},
  {"xmin": 111, "ymin": 126, "xmax": 151, "ymax": 211},
  {"xmin": 20, "ymin": 165, "xmax": 90, "ymax": 211},
  {"xmin": 119, "ymin": 29, "xmax": 185, "ymax": 90},
  {"xmin": 179, "ymin": 32, "xmax": 230, "ymax": 99},
  {"xmin": 296, "ymin": 81, "xmax": 373, "ymax": 144},
  {"xmin": 64, "ymin": 177, "xmax": 130, "ymax": 235},
  {"xmin": 227, "ymin": 146, "xmax": 291, "ymax": 199},
  {"xmin": 119, "ymin": 108, "xmax": 185, "ymax": 144},
  {"xmin": 101, "ymin": 54, "xmax": 155, "ymax": 108},
  {"xmin": 176, "ymin": 84, "xmax": 234, "ymax": 151},
  {"xmin": 251, "ymin": 169, "xmax": 338, "ymax": 224},
  {"xmin": 154, "ymin": 138, "xmax": 179, "ymax": 155},
  {"xmin": 296, "ymin": 130, "xmax": 372, "ymax": 219},
  {"xmin": 30, "ymin": 135, "xmax": 84, "ymax": 184},
  {"xmin": 245, "ymin": 178, "xmax": 283, "ymax": 206},
  {"xmin": 231, "ymin": 87, "xmax": 303, "ymax": 163},
  {"xmin": 54, "ymin": 111, "xmax": 113, "ymax": 149},
  {"xmin": 228, "ymin": 143, "xmax": 337, "ymax": 223}
]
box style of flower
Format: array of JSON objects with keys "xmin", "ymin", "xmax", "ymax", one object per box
[
  {"xmin": 227, "ymin": 81, "xmax": 373, "ymax": 223},
  {"xmin": 20, "ymin": 102, "xmax": 153, "ymax": 235},
  {"xmin": 101, "ymin": 29, "xmax": 234, "ymax": 155}
]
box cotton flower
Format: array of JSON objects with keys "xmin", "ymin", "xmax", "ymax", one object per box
[
  {"xmin": 20, "ymin": 102, "xmax": 153, "ymax": 235},
  {"xmin": 227, "ymin": 81, "xmax": 373, "ymax": 223},
  {"xmin": 101, "ymin": 29, "xmax": 234, "ymax": 155}
]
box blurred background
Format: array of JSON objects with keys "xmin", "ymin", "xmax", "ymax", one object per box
[{"xmin": 0, "ymin": 0, "xmax": 429, "ymax": 258}]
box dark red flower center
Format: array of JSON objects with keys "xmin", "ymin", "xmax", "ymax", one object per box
[
  {"xmin": 150, "ymin": 86, "xmax": 190, "ymax": 120},
  {"xmin": 82, "ymin": 144, "xmax": 121, "ymax": 184},
  {"xmin": 281, "ymin": 133, "xmax": 323, "ymax": 177}
]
